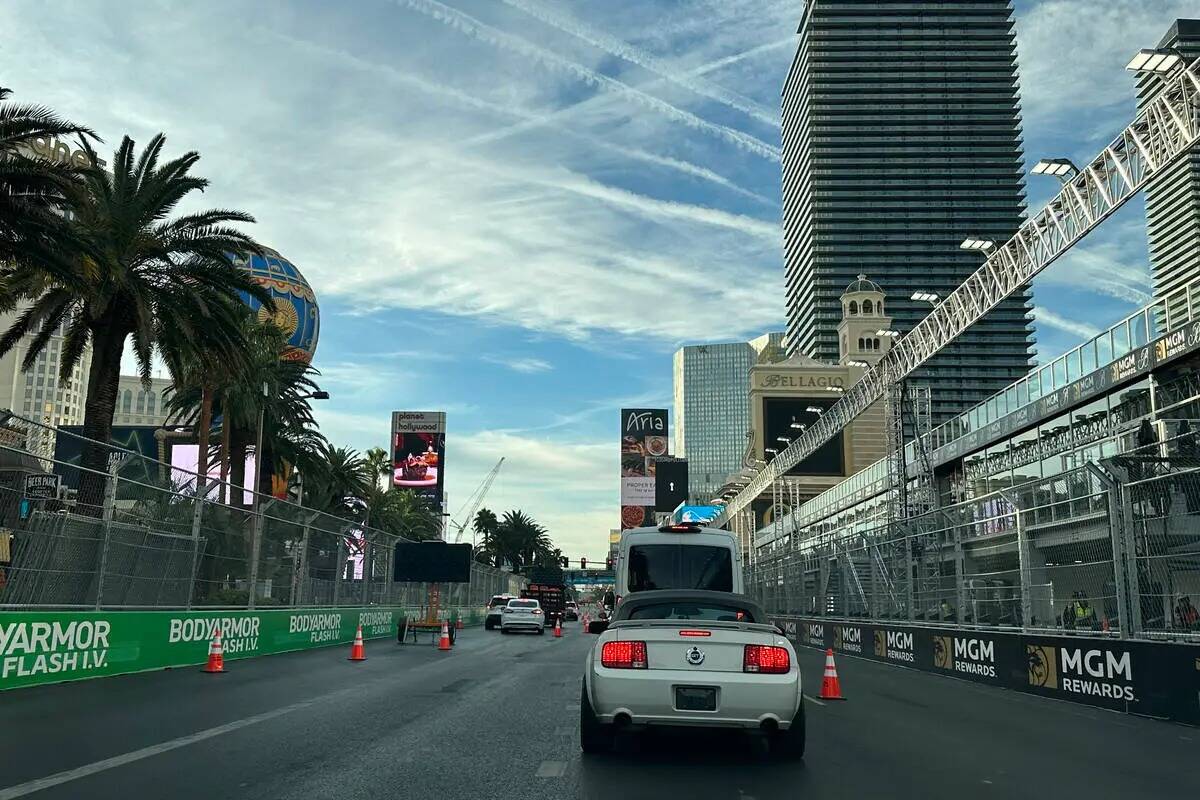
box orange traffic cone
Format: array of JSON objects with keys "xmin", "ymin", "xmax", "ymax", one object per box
[
  {"xmin": 819, "ymin": 648, "xmax": 845, "ymax": 700},
  {"xmin": 202, "ymin": 630, "xmax": 226, "ymax": 674},
  {"xmin": 438, "ymin": 620, "xmax": 452, "ymax": 651},
  {"xmin": 554, "ymin": 618, "xmax": 562, "ymax": 638},
  {"xmin": 455, "ymin": 616, "xmax": 464, "ymax": 631},
  {"xmin": 348, "ymin": 625, "xmax": 367, "ymax": 661}
]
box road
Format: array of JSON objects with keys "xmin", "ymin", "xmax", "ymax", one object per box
[{"xmin": 1, "ymin": 622, "xmax": 1195, "ymax": 800}]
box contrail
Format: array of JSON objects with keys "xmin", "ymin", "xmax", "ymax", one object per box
[
  {"xmin": 395, "ymin": 0, "xmax": 780, "ymax": 161},
  {"xmin": 269, "ymin": 31, "xmax": 774, "ymax": 206},
  {"xmin": 1033, "ymin": 307, "xmax": 1101, "ymax": 340},
  {"xmin": 687, "ymin": 38, "xmax": 794, "ymax": 78},
  {"xmin": 499, "ymin": 0, "xmax": 779, "ymax": 127}
]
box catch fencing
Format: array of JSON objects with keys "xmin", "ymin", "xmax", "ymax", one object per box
[
  {"xmin": 0, "ymin": 414, "xmax": 521, "ymax": 612},
  {"xmin": 750, "ymin": 419, "xmax": 1200, "ymax": 642}
]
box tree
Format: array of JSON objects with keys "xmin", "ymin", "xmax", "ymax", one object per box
[
  {"xmin": 0, "ymin": 133, "xmax": 272, "ymax": 509},
  {"xmin": 364, "ymin": 487, "xmax": 439, "ymax": 541},
  {"xmin": 477, "ymin": 509, "xmax": 552, "ymax": 570},
  {"xmin": 0, "ymin": 86, "xmax": 94, "ymax": 266},
  {"xmin": 472, "ymin": 507, "xmax": 498, "ymax": 549},
  {"xmin": 364, "ymin": 446, "xmax": 391, "ymax": 490}
]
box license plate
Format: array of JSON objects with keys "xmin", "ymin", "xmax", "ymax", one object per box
[{"xmin": 675, "ymin": 686, "xmax": 717, "ymax": 712}]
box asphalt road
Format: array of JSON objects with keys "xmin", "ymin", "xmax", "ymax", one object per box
[{"xmin": 1, "ymin": 622, "xmax": 1196, "ymax": 800}]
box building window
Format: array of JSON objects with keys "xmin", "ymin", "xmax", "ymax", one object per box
[
  {"xmin": 121, "ymin": 389, "xmax": 132, "ymax": 413},
  {"xmin": 849, "ymin": 301, "xmax": 858, "ymax": 315},
  {"xmin": 136, "ymin": 391, "xmax": 147, "ymax": 414},
  {"xmin": 863, "ymin": 299, "xmax": 874, "ymax": 315},
  {"xmin": 873, "ymin": 338, "xmax": 880, "ymax": 351},
  {"xmin": 147, "ymin": 392, "xmax": 157, "ymax": 415}
]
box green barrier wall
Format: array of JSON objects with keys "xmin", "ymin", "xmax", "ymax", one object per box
[{"xmin": 0, "ymin": 606, "xmax": 484, "ymax": 691}]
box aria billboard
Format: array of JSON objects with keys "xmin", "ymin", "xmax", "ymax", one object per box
[
  {"xmin": 620, "ymin": 408, "xmax": 667, "ymax": 530},
  {"xmin": 391, "ymin": 411, "xmax": 446, "ymax": 513}
]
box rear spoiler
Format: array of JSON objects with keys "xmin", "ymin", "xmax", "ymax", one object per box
[{"xmin": 608, "ymin": 619, "xmax": 784, "ymax": 636}]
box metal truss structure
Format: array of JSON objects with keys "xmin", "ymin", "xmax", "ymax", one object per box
[{"xmin": 715, "ymin": 55, "xmax": 1200, "ymax": 527}]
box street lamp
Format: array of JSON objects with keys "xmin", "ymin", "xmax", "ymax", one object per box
[
  {"xmin": 876, "ymin": 329, "xmax": 900, "ymax": 338},
  {"xmin": 765, "ymin": 447, "xmax": 778, "ymax": 455},
  {"xmin": 911, "ymin": 291, "xmax": 939, "ymax": 304},
  {"xmin": 959, "ymin": 238, "xmax": 995, "ymax": 252},
  {"xmin": 805, "ymin": 406, "xmax": 822, "ymax": 414},
  {"xmin": 824, "ymin": 385, "xmax": 845, "ymax": 393},
  {"xmin": 1125, "ymin": 48, "xmax": 1183, "ymax": 75},
  {"xmin": 1031, "ymin": 158, "xmax": 1078, "ymax": 179},
  {"xmin": 845, "ymin": 359, "xmax": 869, "ymax": 368}
]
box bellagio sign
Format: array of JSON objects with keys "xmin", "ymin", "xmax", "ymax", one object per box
[{"xmin": 15, "ymin": 136, "xmax": 99, "ymax": 168}]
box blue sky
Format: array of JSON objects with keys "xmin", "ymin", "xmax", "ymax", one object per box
[{"xmin": 0, "ymin": 0, "xmax": 1186, "ymax": 557}]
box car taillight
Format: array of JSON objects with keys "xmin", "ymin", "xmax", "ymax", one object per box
[
  {"xmin": 533, "ymin": 609, "xmax": 543, "ymax": 615},
  {"xmin": 743, "ymin": 645, "xmax": 790, "ymax": 674},
  {"xmin": 601, "ymin": 641, "xmax": 648, "ymax": 669},
  {"xmin": 678, "ymin": 630, "xmax": 711, "ymax": 637}
]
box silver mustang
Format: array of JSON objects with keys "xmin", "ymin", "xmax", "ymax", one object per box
[{"xmin": 580, "ymin": 590, "xmax": 805, "ymax": 759}]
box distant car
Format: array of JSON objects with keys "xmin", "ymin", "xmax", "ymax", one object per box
[
  {"xmin": 580, "ymin": 590, "xmax": 803, "ymax": 759},
  {"xmin": 564, "ymin": 601, "xmax": 579, "ymax": 622},
  {"xmin": 501, "ymin": 598, "xmax": 545, "ymax": 634},
  {"xmin": 485, "ymin": 594, "xmax": 515, "ymax": 630}
]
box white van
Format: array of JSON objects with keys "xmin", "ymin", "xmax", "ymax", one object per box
[{"xmin": 614, "ymin": 523, "xmax": 743, "ymax": 604}]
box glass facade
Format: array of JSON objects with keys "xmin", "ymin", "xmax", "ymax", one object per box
[
  {"xmin": 674, "ymin": 335, "xmax": 784, "ymax": 499},
  {"xmin": 782, "ymin": 0, "xmax": 1035, "ymax": 429}
]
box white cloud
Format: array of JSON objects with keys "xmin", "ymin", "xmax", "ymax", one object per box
[
  {"xmin": 499, "ymin": 0, "xmax": 779, "ymax": 128},
  {"xmin": 483, "ymin": 356, "xmax": 553, "ymax": 373},
  {"xmin": 395, "ymin": 0, "xmax": 781, "ymax": 160},
  {"xmin": 1014, "ymin": 0, "xmax": 1198, "ymax": 129},
  {"xmin": 1033, "ymin": 306, "xmax": 1101, "ymax": 340}
]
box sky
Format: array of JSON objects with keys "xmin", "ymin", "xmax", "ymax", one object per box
[{"xmin": 0, "ymin": 0, "xmax": 1188, "ymax": 559}]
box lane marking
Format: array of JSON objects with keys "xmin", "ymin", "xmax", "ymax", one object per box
[
  {"xmin": 804, "ymin": 694, "xmax": 826, "ymax": 706},
  {"xmin": 536, "ymin": 760, "xmax": 567, "ymax": 778},
  {"xmin": 0, "ymin": 700, "xmax": 315, "ymax": 800}
]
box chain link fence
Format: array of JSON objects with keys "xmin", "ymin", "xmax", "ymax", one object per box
[
  {"xmin": 0, "ymin": 414, "xmax": 522, "ymax": 612},
  {"xmin": 749, "ymin": 419, "xmax": 1200, "ymax": 642}
]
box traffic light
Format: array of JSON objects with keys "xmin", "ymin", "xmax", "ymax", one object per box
[
  {"xmin": 580, "ymin": 557, "xmax": 587, "ymax": 570},
  {"xmin": 560, "ymin": 556, "xmax": 569, "ymax": 569},
  {"xmin": 605, "ymin": 557, "xmax": 613, "ymax": 570}
]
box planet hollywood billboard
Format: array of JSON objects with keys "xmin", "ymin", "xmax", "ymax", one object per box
[
  {"xmin": 391, "ymin": 411, "xmax": 446, "ymax": 517},
  {"xmin": 619, "ymin": 408, "xmax": 667, "ymax": 530}
]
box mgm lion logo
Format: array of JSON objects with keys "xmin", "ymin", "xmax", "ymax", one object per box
[
  {"xmin": 933, "ymin": 635, "xmax": 952, "ymax": 670},
  {"xmin": 873, "ymin": 630, "xmax": 886, "ymax": 658},
  {"xmin": 1027, "ymin": 644, "xmax": 1058, "ymax": 689}
]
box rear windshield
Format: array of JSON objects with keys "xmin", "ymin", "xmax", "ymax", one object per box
[
  {"xmin": 627, "ymin": 544, "xmax": 733, "ymax": 593},
  {"xmin": 508, "ymin": 599, "xmax": 538, "ymax": 609},
  {"xmin": 489, "ymin": 597, "xmax": 510, "ymax": 608},
  {"xmin": 626, "ymin": 601, "xmax": 756, "ymax": 623}
]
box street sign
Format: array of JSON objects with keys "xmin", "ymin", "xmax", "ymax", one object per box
[{"xmin": 23, "ymin": 473, "xmax": 60, "ymax": 500}]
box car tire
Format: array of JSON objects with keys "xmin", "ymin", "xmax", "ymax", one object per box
[
  {"xmin": 501, "ymin": 627, "xmax": 510, "ymax": 635},
  {"xmin": 772, "ymin": 700, "xmax": 806, "ymax": 760},
  {"xmin": 579, "ymin": 680, "xmax": 613, "ymax": 754},
  {"xmin": 537, "ymin": 627, "xmax": 545, "ymax": 635}
]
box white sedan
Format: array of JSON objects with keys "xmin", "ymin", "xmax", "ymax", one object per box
[
  {"xmin": 500, "ymin": 598, "xmax": 546, "ymax": 634},
  {"xmin": 580, "ymin": 590, "xmax": 804, "ymax": 758}
]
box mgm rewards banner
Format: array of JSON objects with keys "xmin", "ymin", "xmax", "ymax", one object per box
[{"xmin": 782, "ymin": 617, "xmax": 1200, "ymax": 726}]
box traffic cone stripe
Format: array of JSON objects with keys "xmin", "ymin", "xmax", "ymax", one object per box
[
  {"xmin": 438, "ymin": 621, "xmax": 452, "ymax": 651},
  {"xmin": 203, "ymin": 631, "xmax": 226, "ymax": 673}
]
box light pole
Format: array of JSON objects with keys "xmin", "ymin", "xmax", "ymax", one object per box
[
  {"xmin": 958, "ymin": 238, "xmax": 995, "ymax": 252},
  {"xmin": 1030, "ymin": 158, "xmax": 1079, "ymax": 180}
]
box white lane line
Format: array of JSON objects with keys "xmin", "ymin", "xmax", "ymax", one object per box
[
  {"xmin": 0, "ymin": 699, "xmax": 314, "ymax": 800},
  {"xmin": 804, "ymin": 694, "xmax": 826, "ymax": 706},
  {"xmin": 536, "ymin": 760, "xmax": 567, "ymax": 778}
]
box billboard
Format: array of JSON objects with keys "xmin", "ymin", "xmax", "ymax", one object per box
[
  {"xmin": 391, "ymin": 411, "xmax": 446, "ymax": 513},
  {"xmin": 762, "ymin": 397, "xmax": 844, "ymax": 476},
  {"xmin": 619, "ymin": 408, "xmax": 667, "ymax": 530},
  {"xmin": 674, "ymin": 505, "xmax": 722, "ymax": 524},
  {"xmin": 654, "ymin": 457, "xmax": 688, "ymax": 512},
  {"xmin": 53, "ymin": 425, "xmax": 162, "ymax": 487}
]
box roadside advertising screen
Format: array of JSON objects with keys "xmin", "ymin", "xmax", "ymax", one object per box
[
  {"xmin": 619, "ymin": 408, "xmax": 667, "ymax": 530},
  {"xmin": 654, "ymin": 457, "xmax": 688, "ymax": 512},
  {"xmin": 391, "ymin": 411, "xmax": 446, "ymax": 514}
]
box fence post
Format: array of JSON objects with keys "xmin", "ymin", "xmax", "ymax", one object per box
[
  {"xmin": 383, "ymin": 536, "xmax": 395, "ymax": 605},
  {"xmin": 1088, "ymin": 464, "xmax": 1134, "ymax": 639},
  {"xmin": 93, "ymin": 467, "xmax": 119, "ymax": 610},
  {"xmin": 186, "ymin": 491, "xmax": 205, "ymax": 610},
  {"xmin": 332, "ymin": 534, "xmax": 345, "ymax": 606},
  {"xmin": 291, "ymin": 519, "xmax": 312, "ymax": 607},
  {"xmin": 903, "ymin": 529, "xmax": 914, "ymax": 622},
  {"xmin": 247, "ymin": 502, "xmax": 268, "ymax": 610},
  {"xmin": 363, "ymin": 534, "xmax": 373, "ymax": 607},
  {"xmin": 1004, "ymin": 491, "xmax": 1034, "ymax": 630}
]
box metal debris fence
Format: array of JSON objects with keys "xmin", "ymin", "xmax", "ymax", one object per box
[
  {"xmin": 0, "ymin": 414, "xmax": 521, "ymax": 612},
  {"xmin": 750, "ymin": 419, "xmax": 1200, "ymax": 641}
]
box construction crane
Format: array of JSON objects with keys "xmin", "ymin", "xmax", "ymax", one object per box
[
  {"xmin": 449, "ymin": 457, "xmax": 504, "ymax": 544},
  {"xmin": 715, "ymin": 53, "xmax": 1200, "ymax": 527}
]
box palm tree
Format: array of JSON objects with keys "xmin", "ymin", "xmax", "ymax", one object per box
[
  {"xmin": 478, "ymin": 510, "xmax": 551, "ymax": 570},
  {"xmin": 364, "ymin": 446, "xmax": 391, "ymax": 490},
  {"xmin": 364, "ymin": 487, "xmax": 439, "ymax": 541},
  {"xmin": 472, "ymin": 507, "xmax": 498, "ymax": 549},
  {"xmin": 0, "ymin": 86, "xmax": 95, "ymax": 265},
  {"xmin": 0, "ymin": 133, "xmax": 271, "ymax": 509}
]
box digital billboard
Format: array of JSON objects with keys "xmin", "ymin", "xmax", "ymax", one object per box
[
  {"xmin": 619, "ymin": 408, "xmax": 667, "ymax": 530},
  {"xmin": 393, "ymin": 541, "xmax": 472, "ymax": 583},
  {"xmin": 654, "ymin": 457, "xmax": 688, "ymax": 512},
  {"xmin": 762, "ymin": 397, "xmax": 844, "ymax": 476},
  {"xmin": 674, "ymin": 505, "xmax": 722, "ymax": 524},
  {"xmin": 391, "ymin": 411, "xmax": 446, "ymax": 515}
]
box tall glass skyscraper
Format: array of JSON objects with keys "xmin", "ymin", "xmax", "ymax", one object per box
[
  {"xmin": 781, "ymin": 0, "xmax": 1034, "ymax": 428},
  {"xmin": 1137, "ymin": 19, "xmax": 1200, "ymax": 306},
  {"xmin": 673, "ymin": 333, "xmax": 785, "ymax": 499}
]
